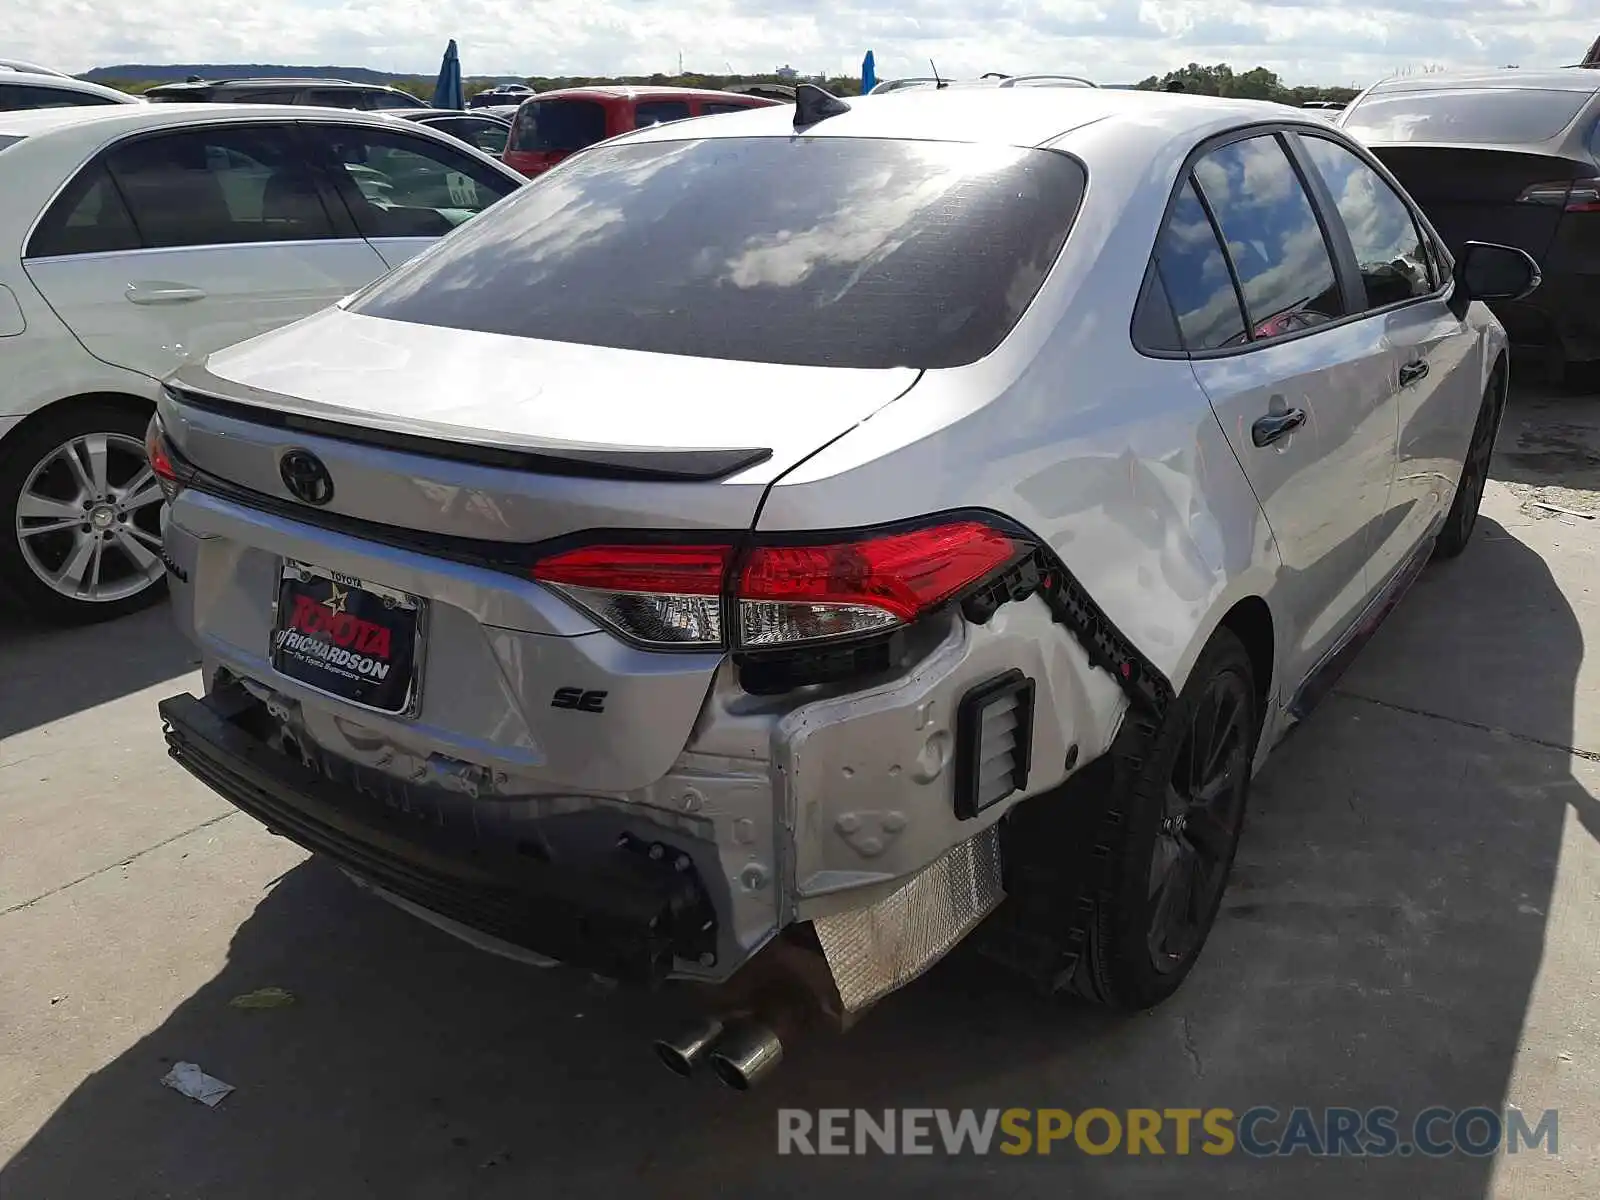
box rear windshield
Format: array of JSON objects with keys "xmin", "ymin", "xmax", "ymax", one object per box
[
  {"xmin": 348, "ymin": 137, "xmax": 1086, "ymax": 369},
  {"xmin": 508, "ymin": 99, "xmax": 607, "ymax": 152},
  {"xmin": 1343, "ymin": 88, "xmax": 1594, "ymax": 145}
]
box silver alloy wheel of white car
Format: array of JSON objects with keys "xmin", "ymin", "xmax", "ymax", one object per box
[{"xmin": 14, "ymin": 432, "xmax": 165, "ymax": 603}]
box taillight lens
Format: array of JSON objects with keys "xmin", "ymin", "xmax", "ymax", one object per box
[
  {"xmin": 737, "ymin": 522, "xmax": 1022, "ymax": 647},
  {"xmin": 532, "ymin": 543, "xmax": 732, "ymax": 647},
  {"xmin": 1516, "ymin": 178, "xmax": 1600, "ymax": 212},
  {"xmin": 530, "ymin": 520, "xmax": 1026, "ymax": 651},
  {"xmin": 144, "ymin": 413, "xmax": 189, "ymax": 503}
]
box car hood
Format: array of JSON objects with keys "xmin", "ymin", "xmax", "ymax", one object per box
[{"xmin": 184, "ymin": 307, "xmax": 922, "ymax": 485}]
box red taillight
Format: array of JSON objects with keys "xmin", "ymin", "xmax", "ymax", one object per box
[
  {"xmin": 530, "ymin": 521, "xmax": 1025, "ymax": 651},
  {"xmin": 1516, "ymin": 178, "xmax": 1600, "ymax": 212},
  {"xmin": 737, "ymin": 522, "xmax": 1022, "ymax": 647},
  {"xmin": 533, "ymin": 543, "xmax": 732, "ymax": 647},
  {"xmin": 144, "ymin": 414, "xmax": 187, "ymax": 502}
]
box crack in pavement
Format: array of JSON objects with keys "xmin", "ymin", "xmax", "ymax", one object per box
[
  {"xmin": 1335, "ymin": 689, "xmax": 1600, "ymax": 764},
  {"xmin": 1179, "ymin": 1015, "xmax": 1204, "ymax": 1078},
  {"xmin": 0, "ymin": 810, "xmax": 238, "ymax": 918}
]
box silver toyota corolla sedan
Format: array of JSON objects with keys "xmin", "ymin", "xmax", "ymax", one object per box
[{"xmin": 152, "ymin": 84, "xmax": 1537, "ymax": 1089}]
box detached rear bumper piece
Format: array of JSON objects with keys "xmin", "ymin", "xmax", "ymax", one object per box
[{"xmin": 157, "ymin": 689, "xmax": 716, "ymax": 984}]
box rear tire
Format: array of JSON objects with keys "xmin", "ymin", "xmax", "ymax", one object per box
[
  {"xmin": 0, "ymin": 402, "xmax": 167, "ymax": 625},
  {"xmin": 1433, "ymin": 370, "xmax": 1506, "ymax": 561},
  {"xmin": 1072, "ymin": 628, "xmax": 1257, "ymax": 1010}
]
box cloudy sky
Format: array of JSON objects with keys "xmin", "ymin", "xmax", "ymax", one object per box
[{"xmin": 3, "ymin": 0, "xmax": 1596, "ymax": 87}]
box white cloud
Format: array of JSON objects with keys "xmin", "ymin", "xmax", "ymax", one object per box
[{"xmin": 0, "ymin": 0, "xmax": 1595, "ymax": 86}]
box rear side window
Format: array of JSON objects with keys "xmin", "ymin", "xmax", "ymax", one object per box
[
  {"xmin": 348, "ymin": 137, "xmax": 1087, "ymax": 369},
  {"xmin": 634, "ymin": 100, "xmax": 691, "ymax": 127},
  {"xmin": 103, "ymin": 125, "xmax": 336, "ymax": 248},
  {"xmin": 0, "ymin": 83, "xmax": 121, "ymax": 109},
  {"xmin": 1343, "ymin": 88, "xmax": 1591, "ymax": 145},
  {"xmin": 1299, "ymin": 135, "xmax": 1436, "ymax": 308},
  {"xmin": 702, "ymin": 101, "xmax": 758, "ymax": 115},
  {"xmin": 1148, "ymin": 178, "xmax": 1248, "ymax": 351},
  {"xmin": 509, "ymin": 99, "xmax": 608, "ymax": 152},
  {"xmin": 302, "ymin": 89, "xmax": 363, "ymax": 108},
  {"xmin": 26, "ymin": 163, "xmax": 141, "ymax": 257},
  {"xmin": 1193, "ymin": 135, "xmax": 1345, "ymax": 341},
  {"xmin": 369, "ymin": 90, "xmax": 424, "ymax": 110}
]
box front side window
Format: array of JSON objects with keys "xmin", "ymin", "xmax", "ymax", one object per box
[
  {"xmin": 1150, "ymin": 178, "xmax": 1248, "ymax": 351},
  {"xmin": 102, "ymin": 125, "xmax": 335, "ymax": 249},
  {"xmin": 633, "ymin": 100, "xmax": 692, "ymax": 127},
  {"xmin": 26, "ymin": 163, "xmax": 141, "ymax": 257},
  {"xmin": 508, "ymin": 99, "xmax": 608, "ymax": 152},
  {"xmin": 1193, "ymin": 134, "xmax": 1345, "ymax": 341},
  {"xmin": 430, "ymin": 117, "xmax": 509, "ymax": 155},
  {"xmin": 1299, "ymin": 135, "xmax": 1435, "ymax": 309},
  {"xmin": 0, "ymin": 83, "xmax": 121, "ymax": 110},
  {"xmin": 305, "ymin": 125, "xmax": 517, "ymax": 237},
  {"xmin": 348, "ymin": 137, "xmax": 1087, "ymax": 369}
]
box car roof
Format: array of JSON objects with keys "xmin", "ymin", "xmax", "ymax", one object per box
[
  {"xmin": 0, "ymin": 58, "xmax": 69, "ymax": 76},
  {"xmin": 0, "ymin": 72, "xmax": 138, "ymax": 101},
  {"xmin": 0, "ymin": 101, "xmax": 490, "ymax": 140},
  {"xmin": 616, "ymin": 85, "xmax": 1302, "ymax": 151},
  {"xmin": 397, "ymin": 108, "xmax": 508, "ymax": 121},
  {"xmin": 1365, "ymin": 68, "xmax": 1600, "ymax": 95}
]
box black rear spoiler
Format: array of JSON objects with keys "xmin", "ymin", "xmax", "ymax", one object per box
[{"xmin": 162, "ymin": 366, "xmax": 773, "ymax": 484}]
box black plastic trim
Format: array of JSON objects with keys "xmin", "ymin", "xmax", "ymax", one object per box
[
  {"xmin": 166, "ymin": 383, "xmax": 774, "ymax": 483},
  {"xmin": 953, "ymin": 669, "xmax": 1036, "ymax": 820},
  {"xmin": 157, "ymin": 689, "xmax": 715, "ymax": 983}
]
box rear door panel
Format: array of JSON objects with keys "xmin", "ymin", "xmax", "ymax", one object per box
[{"xmin": 24, "ymin": 122, "xmax": 390, "ymax": 383}]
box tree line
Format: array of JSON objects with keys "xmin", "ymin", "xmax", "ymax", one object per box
[{"xmin": 96, "ymin": 63, "xmax": 1361, "ymax": 104}]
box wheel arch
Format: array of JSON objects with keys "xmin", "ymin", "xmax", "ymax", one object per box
[
  {"xmin": 0, "ymin": 391, "xmax": 154, "ymax": 460},
  {"xmin": 1216, "ymin": 594, "xmax": 1274, "ymax": 739}
]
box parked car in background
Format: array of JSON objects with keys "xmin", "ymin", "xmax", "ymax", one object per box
[
  {"xmin": 1338, "ymin": 69, "xmax": 1600, "ymax": 384},
  {"xmin": 153, "ymin": 86, "xmax": 1531, "ymax": 1090},
  {"xmin": 0, "ymin": 103, "xmax": 524, "ymax": 622},
  {"xmin": 468, "ymin": 84, "xmax": 534, "ymax": 109},
  {"xmin": 502, "ymin": 85, "xmax": 780, "ymax": 177},
  {"xmin": 868, "ymin": 73, "xmax": 1097, "ymax": 94},
  {"xmin": 142, "ymin": 77, "xmax": 428, "ymax": 111},
  {"xmin": 0, "ymin": 59, "xmax": 70, "ymax": 77},
  {"xmin": 390, "ymin": 107, "xmax": 511, "ymax": 155},
  {"xmin": 0, "ymin": 71, "xmax": 138, "ymax": 110}
]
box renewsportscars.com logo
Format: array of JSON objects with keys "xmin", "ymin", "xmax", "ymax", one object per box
[{"xmin": 777, "ymin": 1106, "xmax": 1560, "ymax": 1158}]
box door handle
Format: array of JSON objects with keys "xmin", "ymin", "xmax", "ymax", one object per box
[
  {"xmin": 1398, "ymin": 359, "xmax": 1430, "ymax": 387},
  {"xmin": 1251, "ymin": 408, "xmax": 1307, "ymax": 448},
  {"xmin": 125, "ymin": 284, "xmax": 207, "ymax": 305}
]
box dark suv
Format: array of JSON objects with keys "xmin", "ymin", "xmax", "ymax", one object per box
[{"xmin": 142, "ymin": 78, "xmax": 428, "ymax": 110}]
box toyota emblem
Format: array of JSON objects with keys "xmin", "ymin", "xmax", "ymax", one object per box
[{"xmin": 279, "ymin": 449, "xmax": 335, "ymax": 506}]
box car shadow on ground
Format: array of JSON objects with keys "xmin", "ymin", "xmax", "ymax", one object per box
[
  {"xmin": 0, "ymin": 514, "xmax": 1587, "ymax": 1199},
  {"xmin": 1493, "ymin": 369, "xmax": 1600, "ymax": 493},
  {"xmin": 0, "ymin": 599, "xmax": 198, "ymax": 741}
]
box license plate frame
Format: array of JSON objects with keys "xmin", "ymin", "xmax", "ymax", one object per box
[{"xmin": 269, "ymin": 560, "xmax": 427, "ymax": 717}]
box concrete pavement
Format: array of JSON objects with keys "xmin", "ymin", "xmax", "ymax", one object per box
[{"xmin": 1, "ymin": 381, "xmax": 1597, "ymax": 1198}]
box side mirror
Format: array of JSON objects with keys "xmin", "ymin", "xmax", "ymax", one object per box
[{"xmin": 1450, "ymin": 240, "xmax": 1541, "ymax": 317}]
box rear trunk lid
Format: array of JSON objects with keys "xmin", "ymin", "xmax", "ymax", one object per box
[
  {"xmin": 163, "ymin": 305, "xmax": 919, "ymax": 545},
  {"xmin": 1369, "ymin": 144, "xmax": 1597, "ymax": 265}
]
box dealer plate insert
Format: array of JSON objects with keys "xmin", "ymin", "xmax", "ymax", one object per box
[{"xmin": 270, "ymin": 560, "xmax": 426, "ymax": 716}]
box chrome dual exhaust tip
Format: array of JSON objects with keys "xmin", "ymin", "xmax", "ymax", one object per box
[
  {"xmin": 706, "ymin": 1019, "xmax": 784, "ymax": 1091},
  {"xmin": 652, "ymin": 1015, "xmax": 785, "ymax": 1089},
  {"xmin": 653, "ymin": 1017, "xmax": 726, "ymax": 1078}
]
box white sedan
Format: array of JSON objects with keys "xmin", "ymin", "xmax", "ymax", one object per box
[{"xmin": 0, "ymin": 103, "xmax": 525, "ymax": 622}]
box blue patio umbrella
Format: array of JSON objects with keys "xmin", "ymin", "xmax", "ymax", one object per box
[
  {"xmin": 862, "ymin": 50, "xmax": 876, "ymax": 94},
  {"xmin": 433, "ymin": 39, "xmax": 464, "ymax": 109}
]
